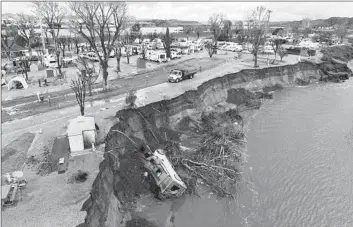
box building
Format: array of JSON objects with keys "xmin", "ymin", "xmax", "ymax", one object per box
[{"xmin": 67, "ymin": 116, "xmax": 97, "ymax": 153}]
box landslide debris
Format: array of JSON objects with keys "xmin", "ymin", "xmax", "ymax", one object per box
[{"xmin": 319, "ymin": 45, "xmax": 353, "ymax": 82}]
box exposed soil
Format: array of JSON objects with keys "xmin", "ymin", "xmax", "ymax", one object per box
[
  {"xmin": 226, "ymin": 88, "xmax": 256, "ymax": 105},
  {"xmin": 1, "ymin": 132, "xmax": 35, "ymax": 173},
  {"xmin": 125, "ymin": 216, "xmax": 158, "ymax": 227}
]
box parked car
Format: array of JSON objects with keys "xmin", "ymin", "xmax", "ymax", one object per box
[{"xmin": 168, "ymin": 66, "xmax": 197, "ymax": 83}]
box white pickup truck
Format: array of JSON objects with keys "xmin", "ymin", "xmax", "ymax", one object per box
[{"xmin": 168, "ymin": 66, "xmax": 197, "ymax": 83}]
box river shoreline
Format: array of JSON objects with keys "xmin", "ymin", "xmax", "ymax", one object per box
[{"xmin": 79, "ymin": 51, "xmax": 353, "ymax": 226}]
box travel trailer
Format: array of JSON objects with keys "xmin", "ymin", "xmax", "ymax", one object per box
[
  {"xmin": 150, "ymin": 51, "xmax": 167, "ymax": 63},
  {"xmin": 143, "ymin": 149, "xmax": 187, "ymax": 198}
]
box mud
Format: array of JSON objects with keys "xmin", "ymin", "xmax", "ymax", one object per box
[{"xmin": 80, "ymin": 48, "xmax": 353, "ymax": 227}]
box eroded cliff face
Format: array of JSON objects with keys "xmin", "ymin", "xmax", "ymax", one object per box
[{"xmin": 80, "ymin": 61, "xmax": 352, "ymax": 227}]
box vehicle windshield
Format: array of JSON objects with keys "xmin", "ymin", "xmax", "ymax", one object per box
[{"xmin": 171, "ymin": 70, "xmax": 180, "ymax": 75}]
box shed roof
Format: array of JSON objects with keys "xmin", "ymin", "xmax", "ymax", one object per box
[{"xmin": 67, "ymin": 116, "xmax": 95, "ymax": 137}]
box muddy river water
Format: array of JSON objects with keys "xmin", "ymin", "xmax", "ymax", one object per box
[{"xmin": 138, "ymin": 70, "xmax": 353, "ymax": 227}]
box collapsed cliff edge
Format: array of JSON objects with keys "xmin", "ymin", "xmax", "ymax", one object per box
[{"xmin": 78, "ymin": 45, "xmax": 353, "ymax": 227}]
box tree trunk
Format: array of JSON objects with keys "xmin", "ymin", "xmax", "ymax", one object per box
[
  {"xmin": 126, "ymin": 53, "xmax": 130, "ymax": 64},
  {"xmin": 88, "ymin": 81, "xmax": 92, "ymax": 96},
  {"xmin": 80, "ymin": 105, "xmax": 85, "ymax": 116},
  {"xmin": 56, "ymin": 51, "xmax": 62, "ymax": 75},
  {"xmin": 102, "ymin": 61, "xmax": 109, "ymax": 91},
  {"xmin": 254, "ymin": 52, "xmax": 258, "ymax": 68},
  {"xmin": 273, "ymin": 51, "xmax": 277, "ymax": 63},
  {"xmin": 76, "ymin": 45, "xmax": 79, "ymax": 55},
  {"xmin": 62, "ymin": 45, "xmax": 66, "ymax": 58},
  {"xmin": 115, "ymin": 48, "xmax": 121, "ymax": 72}
]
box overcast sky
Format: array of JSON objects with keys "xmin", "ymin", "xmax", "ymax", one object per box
[{"xmin": 2, "ymin": 1, "xmax": 353, "ymax": 22}]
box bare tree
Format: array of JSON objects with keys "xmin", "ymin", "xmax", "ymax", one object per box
[
  {"xmin": 301, "ymin": 17, "xmax": 311, "ymax": 29},
  {"xmin": 32, "ymin": 2, "xmax": 66, "ymax": 75},
  {"xmin": 18, "ymin": 56, "xmax": 31, "ymax": 81},
  {"xmin": 114, "ymin": 43, "xmax": 122, "ymax": 72},
  {"xmin": 140, "ymin": 43, "xmax": 148, "ymax": 60},
  {"xmin": 161, "ymin": 27, "xmax": 171, "ymax": 59},
  {"xmin": 278, "ymin": 46, "xmax": 288, "ymax": 62},
  {"xmin": 205, "ymin": 41, "xmax": 215, "ymax": 58},
  {"xmin": 246, "ymin": 6, "xmax": 272, "ymax": 68},
  {"xmin": 184, "ymin": 27, "xmax": 192, "ymax": 40},
  {"xmin": 75, "ymin": 57, "xmax": 100, "ymax": 96},
  {"xmin": 57, "ymin": 36, "xmax": 68, "ymax": 58},
  {"xmin": 72, "ymin": 36, "xmax": 81, "ymax": 55},
  {"xmin": 233, "ymin": 20, "xmax": 244, "ymax": 34},
  {"xmin": 208, "ymin": 13, "xmax": 226, "ymax": 54},
  {"xmin": 17, "ymin": 13, "xmax": 36, "ymax": 57},
  {"xmin": 122, "ymin": 34, "xmax": 132, "ymax": 64},
  {"xmin": 270, "ymin": 38, "xmax": 286, "ymax": 63},
  {"xmin": 223, "ymin": 20, "xmax": 233, "ymax": 41},
  {"xmin": 70, "ymin": 2, "xmax": 129, "ymax": 91},
  {"xmin": 1, "ymin": 25, "xmax": 18, "ymax": 60},
  {"xmin": 71, "ymin": 73, "xmax": 87, "ymax": 116}
]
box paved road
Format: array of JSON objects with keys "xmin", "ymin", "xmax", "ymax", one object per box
[{"xmin": 2, "ymin": 56, "xmax": 224, "ymax": 123}]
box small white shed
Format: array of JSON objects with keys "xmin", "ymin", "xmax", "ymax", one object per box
[{"xmin": 67, "ymin": 116, "xmax": 97, "ymax": 153}]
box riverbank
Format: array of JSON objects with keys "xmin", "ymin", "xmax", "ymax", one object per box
[
  {"xmin": 2, "ymin": 46, "xmax": 352, "ymax": 227},
  {"xmin": 80, "ymin": 47, "xmax": 353, "ymax": 227}
]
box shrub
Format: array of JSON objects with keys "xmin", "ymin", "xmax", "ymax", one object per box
[
  {"xmin": 125, "ymin": 90, "xmax": 137, "ymax": 108},
  {"xmin": 68, "ymin": 170, "xmax": 89, "ymax": 183}
]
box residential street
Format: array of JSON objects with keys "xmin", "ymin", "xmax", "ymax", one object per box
[{"xmin": 2, "ymin": 52, "xmax": 224, "ymax": 122}]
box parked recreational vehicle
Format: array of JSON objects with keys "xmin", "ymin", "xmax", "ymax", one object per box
[
  {"xmin": 150, "ymin": 51, "xmax": 167, "ymax": 63},
  {"xmin": 87, "ymin": 52, "xmax": 99, "ymax": 62}
]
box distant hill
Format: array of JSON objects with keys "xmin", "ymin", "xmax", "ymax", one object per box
[
  {"xmin": 2, "ymin": 13, "xmax": 19, "ymax": 20},
  {"xmin": 138, "ymin": 19, "xmax": 203, "ymax": 27},
  {"xmin": 2, "ymin": 13, "xmax": 36, "ymax": 21},
  {"xmin": 270, "ymin": 17, "xmax": 353, "ymax": 28}
]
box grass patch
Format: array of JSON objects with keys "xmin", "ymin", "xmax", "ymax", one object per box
[{"xmin": 1, "ymin": 132, "xmax": 35, "ymax": 173}]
